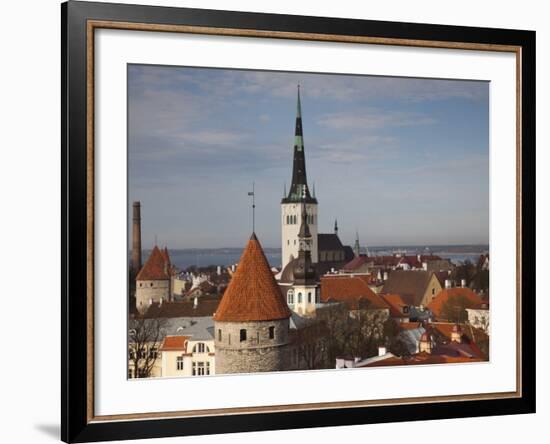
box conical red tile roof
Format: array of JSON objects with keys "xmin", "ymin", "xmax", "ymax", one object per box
[
  {"xmin": 214, "ymin": 234, "xmax": 291, "ymax": 322},
  {"xmin": 136, "ymin": 245, "xmax": 171, "ymax": 281}
]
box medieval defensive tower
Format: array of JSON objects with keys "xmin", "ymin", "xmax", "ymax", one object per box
[
  {"xmin": 131, "ymin": 201, "xmax": 142, "ymax": 275},
  {"xmin": 214, "ymin": 233, "xmax": 292, "ymax": 374}
]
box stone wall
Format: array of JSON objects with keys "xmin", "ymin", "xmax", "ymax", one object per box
[
  {"xmin": 136, "ymin": 279, "xmax": 170, "ymax": 313},
  {"xmin": 215, "ymin": 319, "xmax": 290, "ymax": 374}
]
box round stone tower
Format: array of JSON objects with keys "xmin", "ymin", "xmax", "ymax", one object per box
[{"xmin": 214, "ymin": 233, "xmax": 292, "ymax": 374}]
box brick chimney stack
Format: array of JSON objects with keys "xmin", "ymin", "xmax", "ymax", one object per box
[{"xmin": 131, "ymin": 201, "xmax": 142, "ymax": 274}]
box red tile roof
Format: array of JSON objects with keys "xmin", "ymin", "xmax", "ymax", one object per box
[
  {"xmin": 380, "ymin": 293, "xmax": 409, "ymax": 318},
  {"xmin": 136, "ymin": 245, "xmax": 171, "ymax": 281},
  {"xmin": 213, "ymin": 234, "xmax": 291, "ymax": 322},
  {"xmin": 320, "ymin": 275, "xmax": 389, "ymax": 310},
  {"xmin": 398, "ymin": 322, "xmax": 423, "ymax": 330},
  {"xmin": 342, "ymin": 255, "xmax": 370, "ymax": 271},
  {"xmin": 362, "ymin": 351, "xmax": 483, "ymax": 367},
  {"xmin": 160, "ymin": 335, "xmax": 190, "ymax": 352},
  {"xmin": 427, "ymin": 287, "xmax": 483, "ymax": 318}
]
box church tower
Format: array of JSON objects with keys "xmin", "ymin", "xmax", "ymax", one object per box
[
  {"xmin": 281, "ymin": 86, "xmax": 318, "ymax": 270},
  {"xmin": 290, "ymin": 203, "xmax": 320, "ymax": 316}
]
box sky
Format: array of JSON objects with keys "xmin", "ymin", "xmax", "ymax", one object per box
[{"xmin": 128, "ymin": 64, "xmax": 489, "ymax": 249}]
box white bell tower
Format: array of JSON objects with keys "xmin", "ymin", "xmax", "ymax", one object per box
[{"xmin": 281, "ymin": 86, "xmax": 318, "ymax": 271}]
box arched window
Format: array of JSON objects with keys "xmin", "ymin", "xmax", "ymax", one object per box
[
  {"xmin": 293, "ymin": 215, "xmax": 297, "ymax": 224},
  {"xmin": 287, "ymin": 289, "xmax": 294, "ymax": 305},
  {"xmin": 192, "ymin": 343, "xmax": 209, "ymax": 353},
  {"xmin": 240, "ymin": 329, "xmax": 247, "ymax": 342},
  {"xmin": 218, "ymin": 329, "xmax": 222, "ymax": 341},
  {"xmin": 307, "ymin": 292, "xmax": 312, "ymax": 303},
  {"xmin": 298, "ymin": 292, "xmax": 302, "ymax": 303}
]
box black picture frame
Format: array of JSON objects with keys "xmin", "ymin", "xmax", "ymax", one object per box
[{"xmin": 62, "ymin": 1, "xmax": 536, "ymax": 442}]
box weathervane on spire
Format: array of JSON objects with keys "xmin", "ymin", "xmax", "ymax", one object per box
[{"xmin": 248, "ymin": 182, "xmax": 256, "ymax": 233}]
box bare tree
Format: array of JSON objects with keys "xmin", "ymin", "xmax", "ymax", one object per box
[
  {"xmin": 295, "ymin": 321, "xmax": 329, "ymax": 370},
  {"xmin": 440, "ymin": 295, "xmax": 477, "ymax": 323},
  {"xmin": 128, "ymin": 317, "xmax": 167, "ymax": 378}
]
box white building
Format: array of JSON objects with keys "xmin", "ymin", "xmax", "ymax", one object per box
[{"xmin": 159, "ymin": 317, "xmax": 216, "ymax": 377}]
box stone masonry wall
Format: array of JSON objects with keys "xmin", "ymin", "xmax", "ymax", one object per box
[{"xmin": 215, "ymin": 319, "xmax": 290, "ymax": 374}]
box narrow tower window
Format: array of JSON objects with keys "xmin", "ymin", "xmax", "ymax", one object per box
[
  {"xmin": 240, "ymin": 329, "xmax": 247, "ymax": 342},
  {"xmin": 269, "ymin": 326, "xmax": 275, "ymax": 339}
]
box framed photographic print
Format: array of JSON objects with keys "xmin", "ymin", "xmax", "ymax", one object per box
[{"xmin": 61, "ymin": 1, "xmax": 536, "ymax": 442}]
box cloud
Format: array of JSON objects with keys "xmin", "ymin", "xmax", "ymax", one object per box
[{"xmin": 316, "ymin": 109, "xmax": 436, "ymax": 130}]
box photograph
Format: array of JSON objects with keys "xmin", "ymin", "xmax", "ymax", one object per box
[{"xmin": 126, "ymin": 65, "xmax": 491, "ymax": 379}]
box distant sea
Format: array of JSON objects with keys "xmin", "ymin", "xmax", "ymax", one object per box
[{"xmin": 139, "ymin": 244, "xmax": 489, "ymax": 270}]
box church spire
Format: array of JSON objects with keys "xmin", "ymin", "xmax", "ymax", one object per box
[
  {"xmin": 282, "ymin": 85, "xmax": 317, "ymax": 204},
  {"xmin": 293, "ymin": 202, "xmax": 316, "ymax": 284}
]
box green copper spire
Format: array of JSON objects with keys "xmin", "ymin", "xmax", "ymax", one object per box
[
  {"xmin": 282, "ymin": 85, "xmax": 317, "ymax": 204},
  {"xmin": 295, "ymin": 84, "xmax": 304, "ymax": 151}
]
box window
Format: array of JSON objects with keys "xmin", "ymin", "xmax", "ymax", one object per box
[
  {"xmin": 150, "ymin": 282, "xmax": 154, "ymax": 287},
  {"xmin": 269, "ymin": 326, "xmax": 275, "ymax": 339},
  {"xmin": 298, "ymin": 292, "xmax": 302, "ymax": 303},
  {"xmin": 139, "ymin": 283, "xmax": 142, "ymax": 287},
  {"xmin": 240, "ymin": 329, "xmax": 247, "ymax": 342},
  {"xmin": 287, "ymin": 289, "xmax": 294, "ymax": 304},
  {"xmin": 206, "ymin": 362, "xmax": 211, "ymax": 375},
  {"xmin": 149, "ymin": 346, "xmax": 158, "ymax": 359},
  {"xmin": 218, "ymin": 329, "xmax": 222, "ymax": 341},
  {"xmin": 315, "ymin": 289, "xmax": 320, "ymax": 304},
  {"xmin": 177, "ymin": 356, "xmax": 184, "ymax": 371},
  {"xmin": 194, "ymin": 362, "xmax": 206, "ymax": 376},
  {"xmin": 308, "ymin": 292, "xmax": 312, "ymax": 303},
  {"xmin": 432, "ymin": 288, "xmax": 435, "ymax": 295},
  {"xmin": 193, "ymin": 343, "xmax": 207, "ymax": 353}
]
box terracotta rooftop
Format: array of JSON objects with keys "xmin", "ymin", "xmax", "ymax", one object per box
[
  {"xmin": 362, "ymin": 351, "xmax": 483, "ymax": 367},
  {"xmin": 429, "ymin": 322, "xmax": 489, "ymax": 348},
  {"xmin": 380, "ymin": 293, "xmax": 409, "ymax": 318},
  {"xmin": 342, "ymin": 255, "xmax": 370, "ymax": 271},
  {"xmin": 427, "ymin": 287, "xmax": 483, "ymax": 318},
  {"xmin": 142, "ymin": 300, "xmax": 220, "ymax": 319},
  {"xmin": 136, "ymin": 245, "xmax": 171, "ymax": 281},
  {"xmin": 398, "ymin": 322, "xmax": 423, "ymax": 331},
  {"xmin": 381, "ymin": 270, "xmax": 437, "ymax": 306},
  {"xmin": 213, "ymin": 233, "xmax": 292, "ymax": 322},
  {"xmin": 160, "ymin": 335, "xmax": 190, "ymax": 352},
  {"xmin": 320, "ymin": 275, "xmax": 389, "ymax": 310}
]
